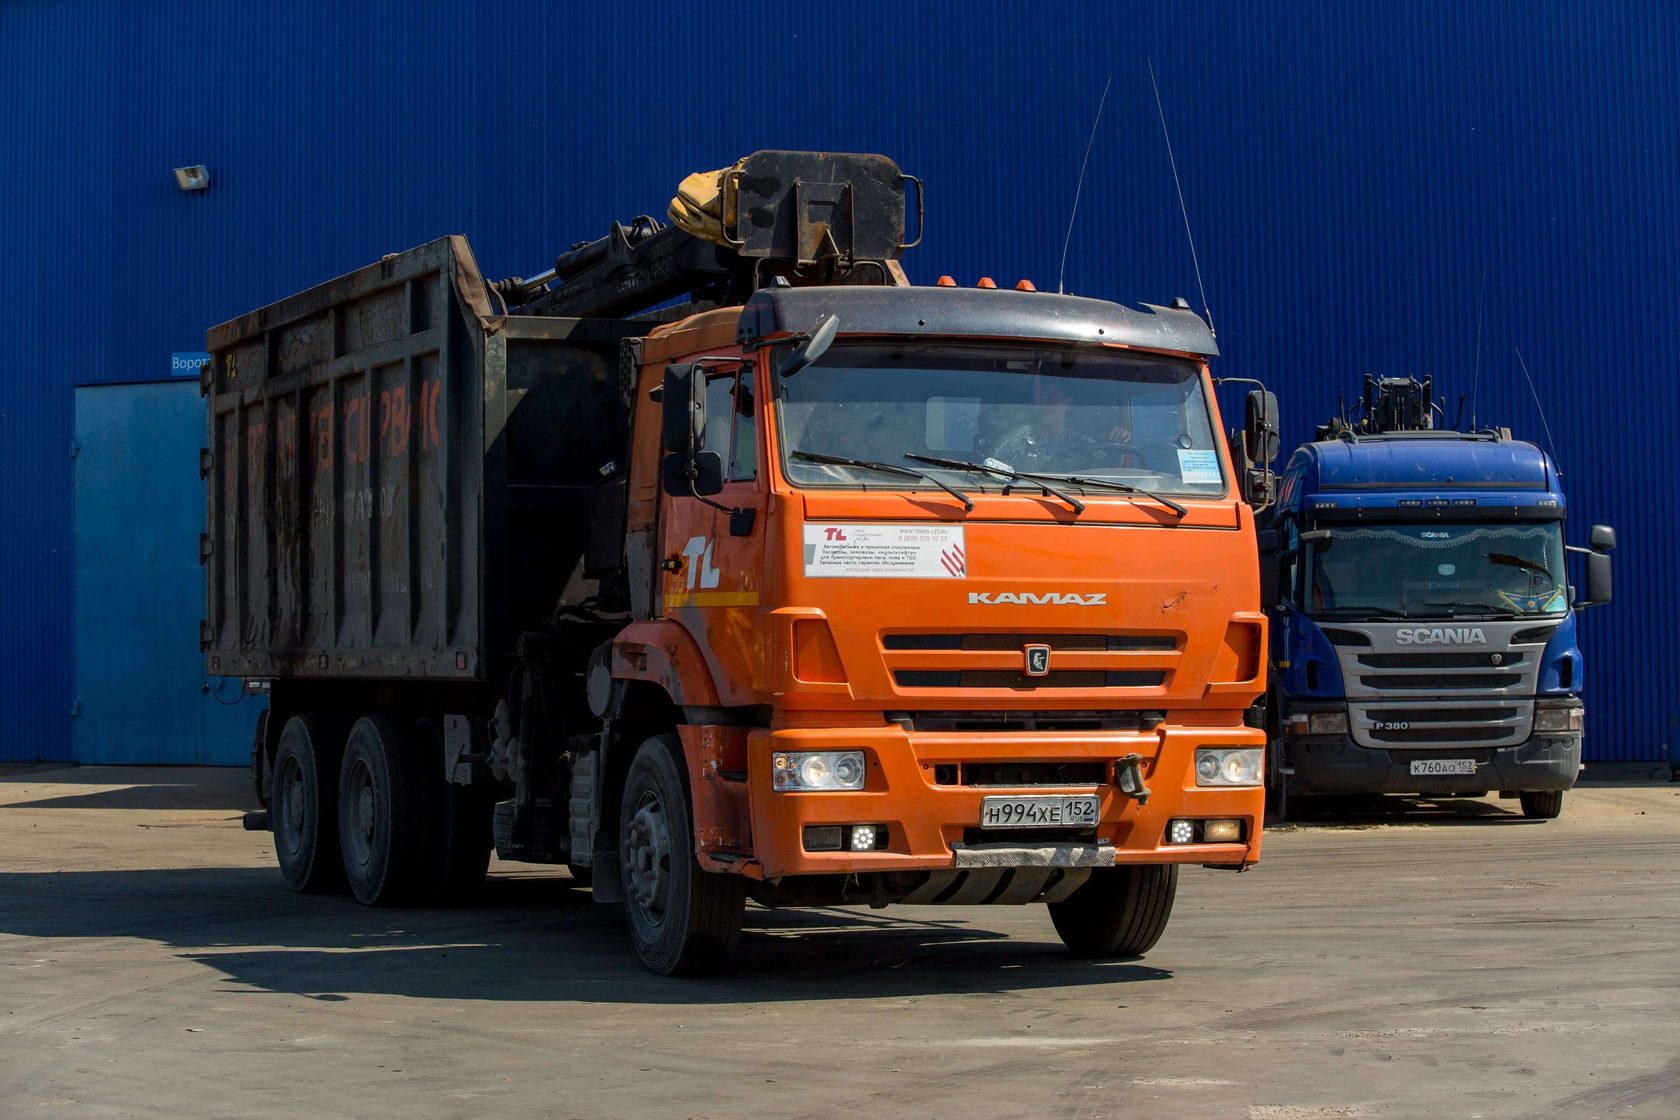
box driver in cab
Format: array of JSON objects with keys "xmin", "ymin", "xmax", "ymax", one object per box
[{"xmin": 980, "ymin": 380, "xmax": 1129, "ymax": 470}]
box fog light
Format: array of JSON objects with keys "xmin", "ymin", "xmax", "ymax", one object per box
[
  {"xmin": 1535, "ymin": 706, "xmax": 1584, "ymax": 733},
  {"xmin": 1167, "ymin": 819, "xmax": 1196, "ymax": 844},
  {"xmin": 802, "ymin": 825, "xmax": 843, "ymax": 851},
  {"xmin": 1203, "ymin": 818, "xmax": 1242, "ymax": 843},
  {"xmin": 1194, "ymin": 748, "xmax": 1263, "ymax": 787},
  {"xmin": 773, "ymin": 750, "xmax": 867, "ymax": 791},
  {"xmin": 849, "ymin": 824, "xmax": 878, "ymax": 851}
]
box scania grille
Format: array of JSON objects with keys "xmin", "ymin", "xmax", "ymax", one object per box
[
  {"xmin": 1350, "ymin": 702, "xmax": 1531, "ymax": 749},
  {"xmin": 1357, "ymin": 671, "xmax": 1524, "ymax": 691}
]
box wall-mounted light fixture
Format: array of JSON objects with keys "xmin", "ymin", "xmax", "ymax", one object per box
[{"xmin": 174, "ymin": 165, "xmax": 210, "ymax": 192}]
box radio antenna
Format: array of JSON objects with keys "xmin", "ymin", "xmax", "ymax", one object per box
[
  {"xmin": 1468, "ymin": 263, "xmax": 1486, "ymax": 430},
  {"xmin": 1058, "ymin": 73, "xmax": 1113, "ymax": 295},
  {"xmin": 1148, "ymin": 59, "xmax": 1213, "ymax": 335},
  {"xmin": 1513, "ymin": 346, "xmax": 1560, "ymax": 471}
]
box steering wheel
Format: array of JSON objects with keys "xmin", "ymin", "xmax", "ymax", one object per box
[{"xmin": 1047, "ymin": 440, "xmax": 1145, "ymax": 472}]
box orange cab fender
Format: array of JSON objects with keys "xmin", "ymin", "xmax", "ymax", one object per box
[{"xmin": 610, "ymin": 620, "xmax": 723, "ymax": 710}]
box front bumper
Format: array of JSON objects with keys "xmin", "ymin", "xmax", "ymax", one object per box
[
  {"xmin": 1282, "ymin": 731, "xmax": 1582, "ymax": 795},
  {"xmin": 745, "ymin": 721, "xmax": 1265, "ymax": 879}
]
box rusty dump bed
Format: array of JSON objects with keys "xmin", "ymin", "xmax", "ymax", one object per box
[{"xmin": 203, "ymin": 236, "xmax": 636, "ymax": 681}]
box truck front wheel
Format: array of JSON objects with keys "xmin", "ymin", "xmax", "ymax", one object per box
[
  {"xmin": 618, "ymin": 734, "xmax": 746, "ymax": 976},
  {"xmin": 1049, "ymin": 865, "xmax": 1179, "ymax": 958},
  {"xmin": 1519, "ymin": 790, "xmax": 1565, "ymax": 819},
  {"xmin": 271, "ymin": 715, "xmax": 343, "ymax": 893}
]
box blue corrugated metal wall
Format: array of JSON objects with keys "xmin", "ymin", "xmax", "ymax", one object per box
[{"xmin": 2, "ymin": 1, "xmax": 1675, "ymax": 763}]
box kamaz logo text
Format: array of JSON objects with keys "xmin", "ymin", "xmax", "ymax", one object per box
[
  {"xmin": 968, "ymin": 592, "xmax": 1107, "ymax": 606},
  {"xmin": 1393, "ymin": 627, "xmax": 1487, "ymax": 645}
]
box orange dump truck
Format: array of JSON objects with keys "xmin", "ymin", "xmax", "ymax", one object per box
[{"xmin": 209, "ymin": 152, "xmax": 1271, "ymax": 974}]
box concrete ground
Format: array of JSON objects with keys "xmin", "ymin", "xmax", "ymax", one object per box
[{"xmin": 1, "ymin": 768, "xmax": 1676, "ymax": 1120}]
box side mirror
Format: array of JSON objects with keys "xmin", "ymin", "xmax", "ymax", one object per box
[
  {"xmin": 662, "ymin": 450, "xmax": 725, "ymax": 498},
  {"xmin": 1583, "ymin": 550, "xmax": 1612, "ymax": 607},
  {"xmin": 1243, "ymin": 468, "xmax": 1275, "ymax": 508},
  {"xmin": 1590, "ymin": 524, "xmax": 1616, "ymax": 552},
  {"xmin": 1245, "ymin": 390, "xmax": 1281, "ymax": 465},
  {"xmin": 779, "ymin": 313, "xmax": 840, "ymax": 377},
  {"xmin": 661, "ymin": 363, "xmax": 705, "ymax": 454}
]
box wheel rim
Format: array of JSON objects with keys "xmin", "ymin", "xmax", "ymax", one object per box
[
  {"xmin": 624, "ymin": 788, "xmax": 673, "ymax": 927},
  {"xmin": 343, "ymin": 758, "xmax": 377, "ymax": 869},
  {"xmin": 274, "ymin": 755, "xmax": 306, "ymax": 858}
]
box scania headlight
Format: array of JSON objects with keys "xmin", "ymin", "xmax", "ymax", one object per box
[
  {"xmin": 773, "ymin": 751, "xmax": 866, "ymax": 791},
  {"xmin": 1194, "ymin": 748, "xmax": 1263, "ymax": 787},
  {"xmin": 1309, "ymin": 711, "xmax": 1349, "ymax": 735},
  {"xmin": 1535, "ymin": 706, "xmax": 1584, "ymax": 733}
]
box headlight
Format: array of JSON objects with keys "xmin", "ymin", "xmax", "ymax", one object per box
[
  {"xmin": 1535, "ymin": 706, "xmax": 1584, "ymax": 733},
  {"xmin": 1309, "ymin": 711, "xmax": 1349, "ymax": 735},
  {"xmin": 1194, "ymin": 748, "xmax": 1263, "ymax": 787},
  {"xmin": 773, "ymin": 750, "xmax": 866, "ymax": 791}
]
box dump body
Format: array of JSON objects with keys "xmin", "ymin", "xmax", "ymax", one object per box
[
  {"xmin": 1265, "ymin": 431, "xmax": 1599, "ymax": 803},
  {"xmin": 203, "ymin": 237, "xmax": 636, "ymax": 681}
]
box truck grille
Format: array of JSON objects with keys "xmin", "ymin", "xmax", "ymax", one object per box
[
  {"xmin": 895, "ymin": 670, "xmax": 1165, "ymax": 689},
  {"xmin": 884, "ymin": 632, "xmax": 1177, "ymax": 651},
  {"xmin": 948, "ymin": 761, "xmax": 1109, "ymax": 786},
  {"xmin": 1350, "ymin": 702, "xmax": 1530, "ymax": 749},
  {"xmin": 883, "ymin": 630, "xmax": 1179, "ymax": 694}
]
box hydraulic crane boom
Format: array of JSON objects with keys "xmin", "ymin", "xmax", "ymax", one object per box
[{"xmin": 491, "ymin": 150, "xmax": 923, "ymax": 320}]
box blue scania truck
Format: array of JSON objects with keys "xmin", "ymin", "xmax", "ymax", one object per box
[{"xmin": 1258, "ymin": 377, "xmax": 1614, "ymax": 820}]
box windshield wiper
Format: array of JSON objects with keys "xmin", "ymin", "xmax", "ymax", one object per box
[
  {"xmin": 1422, "ymin": 600, "xmax": 1520, "ymax": 619},
  {"xmin": 904, "ymin": 453, "xmax": 1084, "ymax": 515},
  {"xmin": 1020, "ymin": 471, "xmax": 1188, "ymax": 518},
  {"xmin": 1485, "ymin": 552, "xmax": 1554, "ymax": 580},
  {"xmin": 790, "ymin": 450, "xmax": 973, "ymax": 511}
]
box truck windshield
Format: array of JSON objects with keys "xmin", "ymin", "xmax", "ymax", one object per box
[
  {"xmin": 775, "ymin": 342, "xmax": 1225, "ymax": 497},
  {"xmin": 1305, "ymin": 522, "xmax": 1567, "ymax": 619}
]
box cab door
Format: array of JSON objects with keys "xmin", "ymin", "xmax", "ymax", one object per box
[{"xmin": 659, "ymin": 362, "xmax": 767, "ymax": 706}]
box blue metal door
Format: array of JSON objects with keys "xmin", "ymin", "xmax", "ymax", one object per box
[{"xmin": 72, "ymin": 381, "xmax": 264, "ymax": 764}]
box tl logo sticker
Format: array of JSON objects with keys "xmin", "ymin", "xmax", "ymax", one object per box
[{"xmin": 680, "ymin": 536, "xmax": 721, "ymax": 591}]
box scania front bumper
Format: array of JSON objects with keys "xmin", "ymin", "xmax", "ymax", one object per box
[{"xmin": 1278, "ymin": 699, "xmax": 1583, "ymax": 795}]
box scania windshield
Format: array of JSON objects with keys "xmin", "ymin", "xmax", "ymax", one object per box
[
  {"xmin": 775, "ymin": 342, "xmax": 1226, "ymax": 498},
  {"xmin": 1304, "ymin": 522, "xmax": 1567, "ymax": 619}
]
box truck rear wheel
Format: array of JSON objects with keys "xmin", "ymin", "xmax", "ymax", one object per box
[
  {"xmin": 1519, "ymin": 790, "xmax": 1565, "ymax": 819},
  {"xmin": 271, "ymin": 715, "xmax": 344, "ymax": 893},
  {"xmin": 619, "ymin": 734, "xmax": 746, "ymax": 976},
  {"xmin": 338, "ymin": 716, "xmax": 440, "ymax": 906},
  {"xmin": 1048, "ymin": 864, "xmax": 1179, "ymax": 958}
]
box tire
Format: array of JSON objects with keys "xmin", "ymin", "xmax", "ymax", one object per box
[
  {"xmin": 1265, "ymin": 740, "xmax": 1290, "ymax": 825},
  {"xmin": 270, "ymin": 715, "xmax": 344, "ymax": 893},
  {"xmin": 415, "ymin": 719, "xmax": 494, "ymax": 903},
  {"xmin": 337, "ymin": 716, "xmax": 441, "ymax": 906},
  {"xmin": 1519, "ymin": 790, "xmax": 1565, "ymax": 820},
  {"xmin": 1049, "ymin": 864, "xmax": 1179, "ymax": 958},
  {"xmin": 619, "ymin": 734, "xmax": 746, "ymax": 976}
]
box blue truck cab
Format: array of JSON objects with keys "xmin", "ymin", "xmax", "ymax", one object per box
[{"xmin": 1258, "ymin": 382, "xmax": 1614, "ymax": 820}]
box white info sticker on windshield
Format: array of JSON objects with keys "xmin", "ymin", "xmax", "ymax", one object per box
[
  {"xmin": 804, "ymin": 524, "xmax": 967, "ymax": 578},
  {"xmin": 1176, "ymin": 448, "xmax": 1222, "ymax": 484}
]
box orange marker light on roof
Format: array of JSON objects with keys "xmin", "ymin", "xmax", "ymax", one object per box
[
  {"xmin": 1015, "ymin": 279, "xmax": 1037, "ymax": 292},
  {"xmin": 977, "ymin": 277, "xmax": 997, "ymax": 289},
  {"xmin": 936, "ymin": 275, "xmax": 957, "ymax": 287}
]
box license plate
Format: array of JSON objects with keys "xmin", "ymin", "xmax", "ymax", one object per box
[
  {"xmin": 1409, "ymin": 758, "xmax": 1478, "ymax": 776},
  {"xmin": 980, "ymin": 795, "xmax": 1100, "ymax": 829}
]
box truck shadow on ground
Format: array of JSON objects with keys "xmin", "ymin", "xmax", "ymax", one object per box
[
  {"xmin": 0, "ymin": 866, "xmax": 1170, "ymax": 1004},
  {"xmin": 1268, "ymin": 794, "xmax": 1543, "ymax": 830}
]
